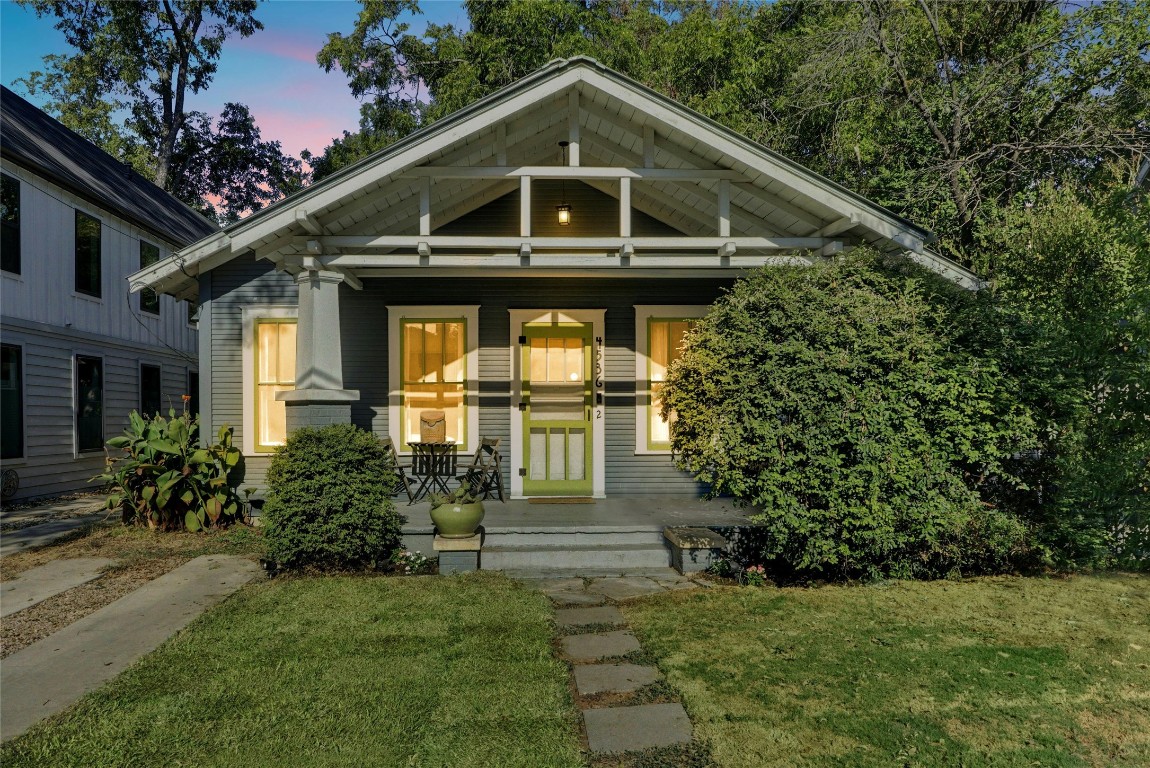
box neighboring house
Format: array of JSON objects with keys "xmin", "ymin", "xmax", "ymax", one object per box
[
  {"xmin": 1, "ymin": 86, "xmax": 218, "ymax": 502},
  {"xmin": 133, "ymin": 57, "xmax": 979, "ymax": 499}
]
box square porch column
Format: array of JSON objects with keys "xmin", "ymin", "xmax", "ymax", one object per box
[{"xmin": 277, "ymin": 267, "xmax": 359, "ymax": 431}]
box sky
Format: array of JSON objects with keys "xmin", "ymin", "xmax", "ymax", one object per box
[{"xmin": 0, "ymin": 0, "xmax": 470, "ymax": 161}]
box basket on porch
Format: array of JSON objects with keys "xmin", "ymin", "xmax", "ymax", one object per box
[{"xmin": 419, "ymin": 410, "xmax": 447, "ymax": 443}]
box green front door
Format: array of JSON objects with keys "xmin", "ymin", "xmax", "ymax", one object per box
[{"xmin": 522, "ymin": 322, "xmax": 593, "ymax": 496}]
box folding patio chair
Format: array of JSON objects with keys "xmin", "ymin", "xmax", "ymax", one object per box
[
  {"xmin": 457, "ymin": 437, "xmax": 505, "ymax": 502},
  {"xmin": 380, "ymin": 437, "xmax": 415, "ymax": 502}
]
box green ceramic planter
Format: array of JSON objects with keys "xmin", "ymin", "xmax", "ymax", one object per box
[{"xmin": 429, "ymin": 501, "xmax": 485, "ymax": 538}]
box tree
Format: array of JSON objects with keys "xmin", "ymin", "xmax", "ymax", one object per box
[{"xmin": 16, "ymin": 0, "xmax": 300, "ymax": 220}]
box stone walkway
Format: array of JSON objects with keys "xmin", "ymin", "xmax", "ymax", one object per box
[{"xmin": 522, "ymin": 569, "xmax": 701, "ymax": 757}]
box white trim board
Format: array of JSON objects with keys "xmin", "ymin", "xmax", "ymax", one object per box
[{"xmin": 240, "ymin": 306, "xmax": 297, "ymax": 456}]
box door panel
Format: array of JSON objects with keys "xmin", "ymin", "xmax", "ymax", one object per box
[{"xmin": 522, "ymin": 323, "xmax": 592, "ymax": 496}]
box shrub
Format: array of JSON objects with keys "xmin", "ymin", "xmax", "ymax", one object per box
[
  {"xmin": 94, "ymin": 410, "xmax": 244, "ymax": 532},
  {"xmin": 663, "ymin": 251, "xmax": 1036, "ymax": 581},
  {"xmin": 262, "ymin": 424, "xmax": 403, "ymax": 570}
]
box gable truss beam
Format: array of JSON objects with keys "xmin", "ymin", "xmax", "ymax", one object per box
[
  {"xmin": 302, "ymin": 235, "xmax": 833, "ymax": 252},
  {"xmin": 403, "ymin": 166, "xmax": 742, "ymax": 180}
]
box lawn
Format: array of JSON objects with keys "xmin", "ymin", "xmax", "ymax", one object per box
[
  {"xmin": 624, "ymin": 574, "xmax": 1150, "ymax": 767},
  {"xmin": 1, "ymin": 572, "xmax": 585, "ymax": 768}
]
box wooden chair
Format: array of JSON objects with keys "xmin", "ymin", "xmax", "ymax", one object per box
[
  {"xmin": 380, "ymin": 437, "xmax": 415, "ymax": 502},
  {"xmin": 457, "ymin": 437, "xmax": 505, "ymax": 502}
]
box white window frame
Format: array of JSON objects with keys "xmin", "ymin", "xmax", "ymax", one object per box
[
  {"xmin": 634, "ymin": 305, "xmax": 708, "ymax": 455},
  {"xmin": 138, "ymin": 360, "xmax": 164, "ymax": 416},
  {"xmin": 241, "ymin": 306, "xmax": 297, "ymax": 455},
  {"xmin": 386, "ymin": 305, "xmax": 479, "ymax": 455}
]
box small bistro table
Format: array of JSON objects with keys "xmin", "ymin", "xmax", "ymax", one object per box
[{"xmin": 406, "ymin": 442, "xmax": 459, "ymax": 503}]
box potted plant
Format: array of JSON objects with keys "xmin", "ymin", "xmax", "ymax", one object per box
[{"xmin": 428, "ymin": 484, "xmax": 485, "ymax": 538}]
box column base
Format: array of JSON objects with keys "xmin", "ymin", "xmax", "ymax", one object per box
[{"xmin": 279, "ymin": 389, "xmax": 359, "ymax": 432}]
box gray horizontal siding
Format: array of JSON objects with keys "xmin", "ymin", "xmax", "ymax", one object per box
[
  {"xmin": 0, "ymin": 323, "xmax": 197, "ymax": 501},
  {"xmin": 212, "ymin": 266, "xmax": 731, "ymax": 496}
]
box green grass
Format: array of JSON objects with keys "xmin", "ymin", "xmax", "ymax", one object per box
[
  {"xmin": 624, "ymin": 574, "xmax": 1150, "ymax": 768},
  {"xmin": 1, "ymin": 573, "xmax": 585, "ymax": 768}
]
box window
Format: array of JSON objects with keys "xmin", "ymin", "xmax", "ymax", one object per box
[
  {"xmin": 139, "ymin": 241, "xmax": 160, "ymax": 314},
  {"xmin": 75, "ymin": 211, "xmax": 101, "ymax": 297},
  {"xmin": 400, "ymin": 318, "xmax": 467, "ymax": 447},
  {"xmin": 255, "ymin": 318, "xmax": 296, "ymax": 452},
  {"xmin": 634, "ymin": 306, "xmax": 707, "ymax": 453},
  {"xmin": 187, "ymin": 370, "xmax": 199, "ymax": 418},
  {"xmin": 76, "ymin": 355, "xmax": 103, "ymax": 452},
  {"xmin": 140, "ymin": 363, "xmax": 162, "ymax": 416},
  {"xmin": 186, "ymin": 298, "xmax": 199, "ymax": 326},
  {"xmin": 1, "ymin": 344, "xmax": 22, "ymax": 459},
  {"xmin": 1, "ymin": 173, "xmax": 19, "ymax": 274}
]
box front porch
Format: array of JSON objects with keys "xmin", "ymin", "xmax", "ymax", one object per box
[{"xmin": 402, "ymin": 494, "xmax": 750, "ymax": 574}]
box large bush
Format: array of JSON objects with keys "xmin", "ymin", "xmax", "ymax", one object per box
[
  {"xmin": 663, "ymin": 251, "xmax": 1036, "ymax": 580},
  {"xmin": 263, "ymin": 424, "xmax": 403, "ymax": 570},
  {"xmin": 95, "ymin": 410, "xmax": 244, "ymax": 532}
]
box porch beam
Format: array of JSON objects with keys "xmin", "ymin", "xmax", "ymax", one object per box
[
  {"xmin": 402, "ymin": 165, "xmax": 742, "ymax": 180},
  {"xmin": 419, "ymin": 176, "xmax": 431, "ymax": 236},
  {"xmin": 813, "ymin": 215, "xmax": 858, "ymax": 238},
  {"xmin": 325, "ymin": 253, "xmax": 815, "ymax": 270},
  {"xmin": 295, "ymin": 208, "xmax": 325, "ymax": 235},
  {"xmin": 309, "ymin": 235, "xmax": 830, "ymax": 252},
  {"xmin": 568, "ymin": 90, "xmax": 580, "ymax": 166},
  {"xmin": 718, "ymin": 179, "xmax": 731, "ymax": 237},
  {"xmin": 520, "ymin": 176, "xmax": 532, "ymax": 237},
  {"xmin": 619, "ymin": 176, "xmax": 631, "ymax": 237}
]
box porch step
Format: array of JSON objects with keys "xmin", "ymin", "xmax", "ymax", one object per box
[
  {"xmin": 481, "ymin": 542, "xmax": 671, "ymax": 571},
  {"xmin": 484, "ymin": 529, "xmax": 665, "ymax": 548}
]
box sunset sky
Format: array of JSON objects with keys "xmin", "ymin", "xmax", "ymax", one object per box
[{"xmin": 0, "ymin": 0, "xmax": 470, "ymax": 161}]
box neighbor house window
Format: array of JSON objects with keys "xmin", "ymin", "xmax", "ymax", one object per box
[
  {"xmin": 76, "ymin": 355, "xmax": 103, "ymax": 452},
  {"xmin": 1, "ymin": 344, "xmax": 23, "ymax": 459},
  {"xmin": 400, "ymin": 318, "xmax": 467, "ymax": 448},
  {"xmin": 255, "ymin": 318, "xmax": 296, "ymax": 452},
  {"xmin": 187, "ymin": 370, "xmax": 199, "ymax": 418},
  {"xmin": 139, "ymin": 241, "xmax": 160, "ymax": 314},
  {"xmin": 634, "ymin": 306, "xmax": 707, "ymax": 453},
  {"xmin": 186, "ymin": 298, "xmax": 199, "ymax": 326},
  {"xmin": 1, "ymin": 173, "xmax": 20, "ymax": 274},
  {"xmin": 140, "ymin": 363, "xmax": 162, "ymax": 416},
  {"xmin": 75, "ymin": 211, "xmax": 101, "ymax": 297}
]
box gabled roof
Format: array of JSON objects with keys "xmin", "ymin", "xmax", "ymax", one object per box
[
  {"xmin": 0, "ymin": 86, "xmax": 218, "ymax": 247},
  {"xmin": 133, "ymin": 57, "xmax": 980, "ymax": 295}
]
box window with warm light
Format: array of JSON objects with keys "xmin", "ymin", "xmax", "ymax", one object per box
[
  {"xmin": 255, "ymin": 319, "xmax": 296, "ymax": 452},
  {"xmin": 400, "ymin": 318, "xmax": 467, "ymax": 448},
  {"xmin": 647, "ymin": 318, "xmax": 697, "ymax": 449}
]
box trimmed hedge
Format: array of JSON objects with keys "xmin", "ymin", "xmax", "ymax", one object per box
[{"xmin": 262, "ymin": 424, "xmax": 403, "ymax": 570}]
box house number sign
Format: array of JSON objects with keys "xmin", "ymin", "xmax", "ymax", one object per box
[{"xmin": 594, "ymin": 336, "xmax": 604, "ymax": 420}]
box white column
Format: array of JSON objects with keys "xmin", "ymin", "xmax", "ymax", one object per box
[{"xmin": 279, "ymin": 267, "xmax": 358, "ymax": 404}]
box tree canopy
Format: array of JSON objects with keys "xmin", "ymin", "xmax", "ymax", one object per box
[{"xmin": 16, "ymin": 0, "xmax": 302, "ymax": 222}]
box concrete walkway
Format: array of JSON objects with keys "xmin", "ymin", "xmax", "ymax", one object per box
[
  {"xmin": 1, "ymin": 554, "xmax": 262, "ymax": 742},
  {"xmin": 523, "ymin": 569, "xmax": 700, "ymax": 756},
  {"xmin": 1, "ymin": 496, "xmax": 108, "ymax": 557},
  {"xmin": 1, "ymin": 557, "xmax": 115, "ymax": 617}
]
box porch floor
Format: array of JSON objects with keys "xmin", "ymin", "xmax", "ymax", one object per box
[{"xmin": 401, "ymin": 495, "xmax": 749, "ymax": 535}]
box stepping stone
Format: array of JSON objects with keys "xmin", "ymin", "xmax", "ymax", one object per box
[
  {"xmin": 549, "ymin": 591, "xmax": 605, "ymax": 607},
  {"xmin": 1, "ymin": 558, "xmax": 115, "ymax": 618},
  {"xmin": 519, "ymin": 577, "xmax": 585, "ymax": 595},
  {"xmin": 561, "ymin": 630, "xmax": 640, "ymax": 662},
  {"xmin": 555, "ymin": 605, "xmax": 623, "ymax": 628},
  {"xmin": 1, "ymin": 554, "xmax": 261, "ymax": 742},
  {"xmin": 583, "ymin": 703, "xmax": 692, "ymax": 753},
  {"xmin": 574, "ymin": 663, "xmax": 661, "ymax": 695},
  {"xmin": 588, "ymin": 576, "xmax": 667, "ymax": 601}
]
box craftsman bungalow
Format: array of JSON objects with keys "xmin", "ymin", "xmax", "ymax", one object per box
[{"xmin": 131, "ymin": 57, "xmax": 978, "ymax": 500}]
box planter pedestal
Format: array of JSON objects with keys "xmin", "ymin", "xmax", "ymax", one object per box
[{"xmin": 434, "ymin": 530, "xmax": 482, "ymax": 575}]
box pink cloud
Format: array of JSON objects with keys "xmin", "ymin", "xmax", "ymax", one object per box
[{"xmin": 232, "ymin": 29, "xmax": 323, "ymax": 65}]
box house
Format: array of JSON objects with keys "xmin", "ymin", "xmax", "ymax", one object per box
[
  {"xmin": 132, "ymin": 57, "xmax": 978, "ymax": 502},
  {"xmin": 1, "ymin": 86, "xmax": 218, "ymax": 502}
]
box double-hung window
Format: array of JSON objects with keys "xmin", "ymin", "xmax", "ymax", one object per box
[
  {"xmin": 139, "ymin": 241, "xmax": 161, "ymax": 314},
  {"xmin": 255, "ymin": 318, "xmax": 296, "ymax": 452},
  {"xmin": 140, "ymin": 363, "xmax": 162, "ymax": 416},
  {"xmin": 634, "ymin": 306, "xmax": 707, "ymax": 453},
  {"xmin": 387, "ymin": 306, "xmax": 479, "ymax": 453},
  {"xmin": 75, "ymin": 211, "xmax": 101, "ymax": 297}
]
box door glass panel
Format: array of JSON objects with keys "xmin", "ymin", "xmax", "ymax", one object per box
[
  {"xmin": 568, "ymin": 428, "xmax": 585, "ymax": 480},
  {"xmin": 529, "ymin": 428, "xmax": 547, "ymax": 480},
  {"xmin": 548, "ymin": 430, "xmax": 566, "ymax": 480}
]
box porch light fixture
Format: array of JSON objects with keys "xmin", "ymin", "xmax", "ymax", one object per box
[{"xmin": 557, "ymin": 141, "xmax": 572, "ymax": 226}]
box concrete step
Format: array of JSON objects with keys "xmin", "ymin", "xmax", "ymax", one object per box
[
  {"xmin": 481, "ymin": 543, "xmax": 671, "ymax": 571},
  {"xmin": 483, "ymin": 529, "xmax": 665, "ymax": 547}
]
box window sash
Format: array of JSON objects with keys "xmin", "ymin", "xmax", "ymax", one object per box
[
  {"xmin": 1, "ymin": 344, "xmax": 23, "ymax": 459},
  {"xmin": 75, "ymin": 211, "xmax": 101, "ymax": 297},
  {"xmin": 1, "ymin": 173, "xmax": 20, "ymax": 275},
  {"xmin": 140, "ymin": 364, "xmax": 162, "ymax": 416},
  {"xmin": 139, "ymin": 241, "xmax": 160, "ymax": 314},
  {"xmin": 647, "ymin": 318, "xmax": 696, "ymax": 450},
  {"xmin": 255, "ymin": 319, "xmax": 296, "ymax": 452},
  {"xmin": 76, "ymin": 355, "xmax": 103, "ymax": 452},
  {"xmin": 399, "ymin": 318, "xmax": 467, "ymax": 447}
]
